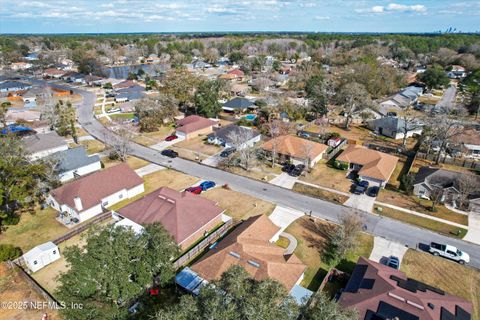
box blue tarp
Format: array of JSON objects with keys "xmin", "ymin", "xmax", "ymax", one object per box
[
  {"xmin": 290, "ymin": 285, "xmax": 314, "ymax": 305},
  {"xmin": 1, "ymin": 124, "xmax": 35, "ymax": 135}
]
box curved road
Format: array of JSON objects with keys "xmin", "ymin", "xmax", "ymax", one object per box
[{"xmin": 30, "ymin": 77, "xmax": 480, "ymax": 269}]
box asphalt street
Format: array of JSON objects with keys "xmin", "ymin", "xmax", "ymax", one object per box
[{"xmin": 30, "ymin": 77, "xmax": 480, "ymax": 269}]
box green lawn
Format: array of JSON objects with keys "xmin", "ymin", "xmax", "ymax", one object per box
[
  {"xmin": 375, "ymin": 206, "xmax": 468, "ymax": 238},
  {"xmin": 286, "ymin": 217, "xmax": 373, "ymax": 291}
]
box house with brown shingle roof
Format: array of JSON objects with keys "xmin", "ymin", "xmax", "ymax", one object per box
[
  {"xmin": 336, "ymin": 145, "xmax": 398, "ymax": 188},
  {"xmin": 338, "ymin": 257, "xmax": 473, "ymax": 320},
  {"xmin": 48, "ymin": 164, "xmax": 144, "ymax": 224},
  {"xmin": 115, "ymin": 187, "xmax": 226, "ymax": 249},
  {"xmin": 261, "ymin": 135, "xmax": 328, "ymax": 168},
  {"xmin": 175, "ymin": 115, "xmax": 218, "ymax": 140},
  {"xmin": 190, "ymin": 214, "xmax": 306, "ymax": 291}
]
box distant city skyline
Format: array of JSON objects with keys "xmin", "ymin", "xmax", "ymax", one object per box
[{"xmin": 0, "ymin": 0, "xmax": 479, "ymax": 34}]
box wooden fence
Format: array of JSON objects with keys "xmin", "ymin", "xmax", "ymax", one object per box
[
  {"xmin": 417, "ymin": 152, "xmax": 480, "ymax": 170},
  {"xmin": 52, "ymin": 211, "xmax": 112, "ymax": 245},
  {"xmin": 323, "ymin": 139, "xmax": 347, "ymax": 161},
  {"xmin": 173, "ymin": 219, "xmax": 234, "ymax": 269},
  {"xmin": 7, "ymin": 261, "xmax": 58, "ymax": 305}
]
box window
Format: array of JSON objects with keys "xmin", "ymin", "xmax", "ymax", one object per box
[
  {"xmin": 446, "ymin": 250, "xmax": 456, "ymax": 256},
  {"xmin": 102, "ymin": 201, "xmax": 109, "ymax": 207},
  {"xmin": 53, "ymin": 250, "xmax": 57, "ymax": 255},
  {"xmin": 119, "ymin": 194, "xmax": 123, "ymax": 199}
]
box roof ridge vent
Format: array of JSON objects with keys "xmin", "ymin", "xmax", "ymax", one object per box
[
  {"xmin": 406, "ymin": 300, "xmax": 425, "ymax": 310},
  {"xmin": 388, "ymin": 292, "xmax": 406, "ymax": 302}
]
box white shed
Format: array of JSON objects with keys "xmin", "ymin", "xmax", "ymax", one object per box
[{"xmin": 23, "ymin": 242, "xmax": 61, "ymax": 272}]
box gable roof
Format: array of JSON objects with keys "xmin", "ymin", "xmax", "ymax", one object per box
[
  {"xmin": 223, "ymin": 97, "xmax": 255, "ymax": 109},
  {"xmin": 338, "ymin": 257, "xmax": 473, "ymax": 320},
  {"xmin": 50, "ymin": 163, "xmax": 143, "ymax": 212},
  {"xmin": 190, "ymin": 215, "xmax": 306, "ymax": 291},
  {"xmin": 176, "ymin": 115, "xmax": 217, "ymax": 134},
  {"xmin": 336, "ymin": 145, "xmax": 399, "ymax": 181},
  {"xmin": 51, "ymin": 147, "xmax": 100, "ymax": 173},
  {"xmin": 261, "ymin": 135, "xmax": 328, "ymax": 160},
  {"xmin": 118, "ymin": 187, "xmax": 224, "ymax": 244},
  {"xmin": 208, "ymin": 124, "xmax": 260, "ymax": 144},
  {"xmin": 227, "ymin": 69, "xmax": 245, "ymax": 77},
  {"xmin": 414, "ymin": 166, "xmax": 480, "ymax": 196},
  {"xmin": 22, "ymin": 132, "xmax": 67, "ymax": 153},
  {"xmin": 373, "ymin": 117, "xmax": 422, "ymax": 132}
]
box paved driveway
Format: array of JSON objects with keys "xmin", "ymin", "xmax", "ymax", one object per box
[
  {"xmin": 202, "ymin": 151, "xmax": 223, "ymax": 167},
  {"xmin": 269, "ymin": 172, "xmax": 298, "ymax": 189},
  {"xmin": 369, "ymin": 236, "xmax": 409, "ymax": 265},
  {"xmin": 134, "ymin": 163, "xmax": 165, "ymax": 177},
  {"xmin": 464, "ymin": 213, "xmax": 480, "ymax": 245},
  {"xmin": 269, "ymin": 205, "xmax": 304, "ymax": 238},
  {"xmin": 344, "ymin": 194, "xmax": 376, "ymax": 212},
  {"xmin": 150, "ymin": 136, "xmax": 185, "ymax": 151}
]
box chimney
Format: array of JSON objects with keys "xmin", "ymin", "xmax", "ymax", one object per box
[{"xmin": 73, "ymin": 197, "xmax": 83, "ymax": 211}]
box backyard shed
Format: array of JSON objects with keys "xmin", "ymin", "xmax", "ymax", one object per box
[{"xmin": 23, "ymin": 242, "xmax": 60, "ymax": 273}]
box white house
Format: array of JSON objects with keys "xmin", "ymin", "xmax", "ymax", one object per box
[
  {"xmin": 22, "ymin": 132, "xmax": 69, "ymax": 161},
  {"xmin": 23, "ymin": 242, "xmax": 60, "ymax": 273},
  {"xmin": 207, "ymin": 124, "xmax": 261, "ymax": 149},
  {"xmin": 52, "ymin": 147, "xmax": 102, "ymax": 182},
  {"xmin": 48, "ymin": 164, "xmax": 144, "ymax": 224}
]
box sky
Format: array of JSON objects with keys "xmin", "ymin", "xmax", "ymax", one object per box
[{"xmin": 0, "ymin": 0, "xmax": 479, "ymax": 34}]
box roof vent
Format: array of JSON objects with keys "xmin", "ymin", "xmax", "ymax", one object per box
[
  {"xmin": 166, "ymin": 198, "xmax": 175, "ymax": 204},
  {"xmin": 428, "ymin": 303, "xmax": 435, "ymax": 310},
  {"xmin": 229, "ymin": 251, "xmax": 240, "ymax": 259},
  {"xmin": 247, "ymin": 260, "xmax": 260, "ymax": 268},
  {"xmin": 388, "ymin": 292, "xmax": 406, "ymax": 302}
]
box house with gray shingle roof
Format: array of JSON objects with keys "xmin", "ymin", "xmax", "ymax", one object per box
[
  {"xmin": 23, "ymin": 132, "xmax": 69, "ymax": 160},
  {"xmin": 51, "ymin": 147, "xmax": 102, "ymax": 182},
  {"xmin": 369, "ymin": 116, "xmax": 423, "ymax": 140}
]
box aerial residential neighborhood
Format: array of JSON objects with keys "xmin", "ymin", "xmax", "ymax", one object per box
[{"xmin": 0, "ymin": 1, "xmax": 479, "ymax": 320}]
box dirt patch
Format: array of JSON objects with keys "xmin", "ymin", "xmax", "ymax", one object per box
[{"xmin": 0, "ymin": 262, "xmax": 61, "ymax": 320}]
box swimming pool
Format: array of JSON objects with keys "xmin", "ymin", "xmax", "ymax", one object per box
[{"xmin": 244, "ymin": 114, "xmax": 257, "ymax": 121}]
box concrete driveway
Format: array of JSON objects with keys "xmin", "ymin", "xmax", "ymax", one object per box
[
  {"xmin": 464, "ymin": 213, "xmax": 480, "ymax": 245},
  {"xmin": 202, "ymin": 151, "xmax": 223, "ymax": 167},
  {"xmin": 369, "ymin": 236, "xmax": 409, "ymax": 265},
  {"xmin": 150, "ymin": 136, "xmax": 185, "ymax": 151},
  {"xmin": 134, "ymin": 163, "xmax": 165, "ymax": 177},
  {"xmin": 269, "ymin": 205, "xmax": 304, "ymax": 242},
  {"xmin": 344, "ymin": 194, "xmax": 376, "ymax": 212},
  {"xmin": 269, "ymin": 172, "xmax": 298, "ymax": 189}
]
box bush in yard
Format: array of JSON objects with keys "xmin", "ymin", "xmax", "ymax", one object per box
[
  {"xmin": 0, "ymin": 244, "xmax": 22, "ymax": 261},
  {"xmin": 334, "ymin": 160, "xmax": 349, "ymax": 170},
  {"xmin": 400, "ymin": 173, "xmax": 415, "ymax": 195}
]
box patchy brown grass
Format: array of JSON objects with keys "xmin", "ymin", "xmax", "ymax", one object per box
[
  {"xmin": 300, "ymin": 163, "xmax": 352, "ymax": 193},
  {"xmin": 401, "ymin": 250, "xmax": 480, "ymax": 320},
  {"xmin": 101, "ymin": 155, "xmax": 150, "ymax": 170},
  {"xmin": 70, "ymin": 139, "xmax": 105, "ymax": 155},
  {"xmin": 174, "ymin": 136, "xmax": 223, "ymax": 156},
  {"xmin": 286, "ymin": 217, "xmax": 373, "ymax": 291},
  {"xmin": 293, "ymin": 183, "xmax": 349, "ymax": 204},
  {"xmin": 0, "ymin": 263, "xmax": 61, "ymax": 320},
  {"xmin": 201, "ymin": 188, "xmax": 275, "ymax": 221},
  {"xmin": 0, "ymin": 207, "xmax": 68, "ymax": 252},
  {"xmin": 377, "ymin": 189, "xmax": 468, "ymax": 225}
]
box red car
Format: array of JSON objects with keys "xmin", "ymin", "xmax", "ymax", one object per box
[
  {"xmin": 165, "ymin": 135, "xmax": 178, "ymax": 141},
  {"xmin": 185, "ymin": 186, "xmax": 202, "ymax": 194}
]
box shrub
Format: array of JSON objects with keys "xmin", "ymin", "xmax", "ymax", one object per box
[
  {"xmin": 2, "ymin": 215, "xmax": 20, "ymax": 225},
  {"xmin": 334, "ymin": 160, "xmax": 349, "ymax": 170},
  {"xmin": 108, "ymin": 149, "xmax": 120, "ymax": 160},
  {"xmin": 0, "ymin": 244, "xmax": 22, "ymax": 261}
]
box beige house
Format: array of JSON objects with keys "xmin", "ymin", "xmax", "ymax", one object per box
[{"xmin": 175, "ymin": 115, "xmax": 218, "ymax": 140}]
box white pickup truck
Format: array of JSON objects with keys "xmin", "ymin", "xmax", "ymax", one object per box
[{"xmin": 429, "ymin": 242, "xmax": 470, "ymax": 265}]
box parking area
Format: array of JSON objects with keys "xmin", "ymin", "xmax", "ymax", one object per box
[
  {"xmin": 270, "ymin": 172, "xmax": 298, "ymax": 189},
  {"xmin": 344, "ymin": 193, "xmax": 376, "ymax": 212},
  {"xmin": 369, "ymin": 236, "xmax": 409, "ymax": 266}
]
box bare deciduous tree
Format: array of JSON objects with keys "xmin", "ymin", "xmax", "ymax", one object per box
[
  {"xmin": 107, "ymin": 127, "xmax": 133, "ymax": 162},
  {"xmin": 263, "ymin": 119, "xmax": 293, "ymax": 167},
  {"xmin": 456, "ymin": 174, "xmax": 480, "ymax": 210},
  {"xmin": 336, "ymin": 82, "xmax": 371, "ymax": 129},
  {"xmin": 226, "ymin": 128, "xmax": 257, "ymax": 171}
]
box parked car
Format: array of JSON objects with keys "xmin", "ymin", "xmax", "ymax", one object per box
[
  {"xmin": 107, "ymin": 107, "xmax": 121, "ymax": 113},
  {"xmin": 289, "ymin": 164, "xmax": 306, "ymax": 177},
  {"xmin": 185, "ymin": 186, "xmax": 202, "ymax": 194},
  {"xmin": 199, "ymin": 181, "xmax": 216, "ymax": 191},
  {"xmin": 386, "ymin": 256, "xmax": 400, "ymax": 269},
  {"xmin": 161, "ymin": 149, "xmax": 178, "ymax": 158},
  {"xmin": 282, "ymin": 163, "xmax": 296, "ymax": 173},
  {"xmin": 220, "ymin": 147, "xmax": 236, "ymax": 157},
  {"xmin": 353, "ymin": 180, "xmax": 369, "ymax": 195},
  {"xmin": 165, "ymin": 135, "xmax": 178, "ymax": 141},
  {"xmin": 298, "ymin": 132, "xmax": 310, "ymax": 138},
  {"xmin": 366, "ymin": 186, "xmax": 380, "ymax": 197},
  {"xmin": 429, "ymin": 242, "xmax": 470, "ymax": 264}
]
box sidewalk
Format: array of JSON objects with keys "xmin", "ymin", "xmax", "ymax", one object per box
[{"xmin": 374, "ymin": 201, "xmax": 468, "ymax": 229}]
